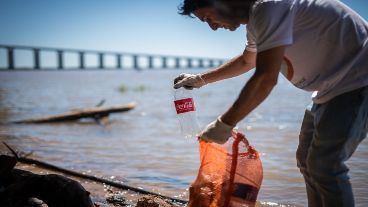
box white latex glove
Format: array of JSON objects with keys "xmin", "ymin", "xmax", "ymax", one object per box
[
  {"xmin": 173, "ymin": 73, "xmax": 206, "ymax": 89},
  {"xmin": 199, "ymin": 117, "xmax": 234, "ymax": 144}
]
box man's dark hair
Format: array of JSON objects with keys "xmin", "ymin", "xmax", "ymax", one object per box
[
  {"xmin": 178, "ymin": 0, "xmax": 257, "ymax": 19},
  {"xmin": 178, "ymin": 0, "xmax": 214, "ymax": 17},
  {"xmin": 215, "ymin": 0, "xmax": 257, "ymax": 20}
]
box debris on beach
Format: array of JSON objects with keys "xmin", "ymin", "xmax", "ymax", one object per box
[{"xmin": 105, "ymin": 190, "xmax": 129, "ymax": 206}]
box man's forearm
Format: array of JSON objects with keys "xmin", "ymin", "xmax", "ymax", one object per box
[
  {"xmin": 219, "ymin": 46, "xmax": 286, "ymax": 126},
  {"xmin": 201, "ymin": 52, "xmax": 256, "ymax": 84},
  {"xmin": 220, "ymin": 73, "xmax": 277, "ymax": 126}
]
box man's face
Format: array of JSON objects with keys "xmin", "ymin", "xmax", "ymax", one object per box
[{"xmin": 193, "ymin": 7, "xmax": 241, "ymax": 31}]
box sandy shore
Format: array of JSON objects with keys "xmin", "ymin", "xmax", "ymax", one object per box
[
  {"xmin": 13, "ymin": 162, "xmax": 297, "ymax": 207},
  {"xmin": 14, "ymin": 163, "xmax": 183, "ymax": 207}
]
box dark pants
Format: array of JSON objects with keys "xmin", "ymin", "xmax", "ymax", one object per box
[{"xmin": 296, "ymin": 86, "xmax": 368, "ymax": 207}]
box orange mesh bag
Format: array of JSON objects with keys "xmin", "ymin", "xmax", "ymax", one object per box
[{"xmin": 188, "ymin": 131, "xmax": 263, "ymax": 207}]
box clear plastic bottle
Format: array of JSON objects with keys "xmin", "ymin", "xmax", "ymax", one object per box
[{"xmin": 174, "ymin": 88, "xmax": 200, "ymax": 138}]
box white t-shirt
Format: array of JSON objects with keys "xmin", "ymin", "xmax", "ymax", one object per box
[{"xmin": 245, "ymin": 0, "xmax": 368, "ymax": 103}]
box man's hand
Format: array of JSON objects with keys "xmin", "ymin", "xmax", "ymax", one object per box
[
  {"xmin": 173, "ymin": 73, "xmax": 206, "ymax": 89},
  {"xmin": 199, "ymin": 117, "xmax": 234, "ymax": 144}
]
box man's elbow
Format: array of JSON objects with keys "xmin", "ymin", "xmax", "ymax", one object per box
[
  {"xmin": 257, "ymin": 74, "xmax": 278, "ymax": 90},
  {"xmin": 267, "ymin": 76, "xmax": 278, "ymax": 87},
  {"xmin": 241, "ymin": 52, "xmax": 256, "ymax": 71}
]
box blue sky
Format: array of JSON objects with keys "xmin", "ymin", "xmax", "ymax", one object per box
[{"xmin": 0, "ymin": 0, "xmax": 367, "ymax": 60}]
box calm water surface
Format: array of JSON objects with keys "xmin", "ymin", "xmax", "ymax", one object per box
[{"xmin": 0, "ymin": 70, "xmax": 367, "ymax": 206}]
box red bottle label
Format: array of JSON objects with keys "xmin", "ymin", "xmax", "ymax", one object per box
[{"xmin": 174, "ymin": 98, "xmax": 196, "ymax": 114}]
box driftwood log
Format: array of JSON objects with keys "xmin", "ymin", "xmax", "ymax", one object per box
[{"xmin": 12, "ymin": 102, "xmax": 136, "ymax": 124}]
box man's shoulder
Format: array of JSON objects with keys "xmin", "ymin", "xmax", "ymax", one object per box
[
  {"xmin": 252, "ymin": 0, "xmax": 293, "ymax": 7},
  {"xmin": 250, "ymin": 0, "xmax": 294, "ymax": 20},
  {"xmin": 251, "ymin": 0, "xmax": 293, "ymax": 15}
]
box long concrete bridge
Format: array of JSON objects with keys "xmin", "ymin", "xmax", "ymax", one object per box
[{"xmin": 0, "ymin": 45, "xmax": 225, "ymax": 70}]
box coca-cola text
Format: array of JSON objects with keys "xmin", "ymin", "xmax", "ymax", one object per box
[{"xmin": 174, "ymin": 98, "xmax": 196, "ymax": 114}]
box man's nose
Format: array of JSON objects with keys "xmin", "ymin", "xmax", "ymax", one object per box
[{"xmin": 208, "ymin": 22, "xmax": 218, "ymax": 31}]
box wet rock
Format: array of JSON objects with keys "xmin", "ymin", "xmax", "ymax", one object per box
[
  {"xmin": 0, "ymin": 169, "xmax": 94, "ymax": 207},
  {"xmin": 136, "ymin": 195, "xmax": 176, "ymax": 207},
  {"xmin": 0, "ymin": 155, "xmax": 17, "ymax": 177},
  {"xmin": 105, "ymin": 192, "xmax": 128, "ymax": 206}
]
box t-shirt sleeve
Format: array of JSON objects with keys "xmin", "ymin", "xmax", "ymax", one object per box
[
  {"xmin": 245, "ymin": 25, "xmax": 257, "ymax": 52},
  {"xmin": 249, "ymin": 1, "xmax": 294, "ymax": 52}
]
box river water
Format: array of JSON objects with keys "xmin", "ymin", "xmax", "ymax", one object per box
[{"xmin": 0, "ymin": 69, "xmax": 367, "ymax": 206}]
